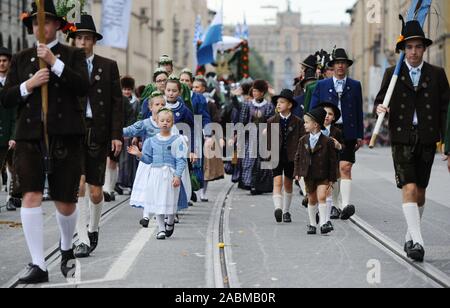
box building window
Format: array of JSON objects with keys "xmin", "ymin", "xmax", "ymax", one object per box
[
  {"xmin": 268, "ymin": 60, "xmax": 274, "ymax": 75},
  {"xmin": 285, "ymin": 36, "xmax": 291, "ymax": 51}
]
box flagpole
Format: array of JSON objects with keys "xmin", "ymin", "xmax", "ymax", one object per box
[{"xmin": 36, "ymin": 0, "xmax": 49, "ymax": 155}]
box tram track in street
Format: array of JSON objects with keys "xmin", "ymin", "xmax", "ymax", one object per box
[{"xmin": 4, "ymin": 197, "xmax": 130, "ymax": 289}]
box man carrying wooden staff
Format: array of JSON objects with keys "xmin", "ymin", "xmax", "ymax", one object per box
[
  {"xmin": 375, "ymin": 20, "xmax": 449, "ymax": 262},
  {"xmin": 1, "ymin": 0, "xmax": 89, "ymax": 284}
]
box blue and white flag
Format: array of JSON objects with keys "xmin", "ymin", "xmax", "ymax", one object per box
[
  {"xmin": 193, "ymin": 15, "xmax": 203, "ymax": 44},
  {"xmin": 242, "ymin": 15, "xmax": 249, "ymax": 40},
  {"xmin": 234, "ymin": 23, "xmax": 242, "ymax": 39},
  {"xmin": 197, "ymin": 7, "xmax": 223, "ymax": 66}
]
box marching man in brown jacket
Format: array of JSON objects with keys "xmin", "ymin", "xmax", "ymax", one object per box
[
  {"xmin": 376, "ymin": 20, "xmax": 449, "ymax": 262},
  {"xmin": 0, "ymin": 0, "xmax": 90, "ymax": 284},
  {"xmin": 294, "ymin": 107, "xmax": 338, "ymax": 235},
  {"xmin": 68, "ymin": 14, "xmax": 124, "ymax": 259}
]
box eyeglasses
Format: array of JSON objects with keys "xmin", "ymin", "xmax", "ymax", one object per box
[{"xmin": 156, "ymin": 79, "xmax": 167, "ymax": 84}]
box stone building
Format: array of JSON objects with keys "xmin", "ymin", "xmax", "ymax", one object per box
[{"xmin": 242, "ymin": 6, "xmax": 350, "ymax": 91}]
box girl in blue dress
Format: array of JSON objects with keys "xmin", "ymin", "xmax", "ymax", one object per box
[{"xmin": 128, "ymin": 109, "xmax": 189, "ymax": 240}]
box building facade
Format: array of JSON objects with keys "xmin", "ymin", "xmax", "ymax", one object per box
[
  {"xmin": 0, "ymin": 0, "xmax": 33, "ymax": 53},
  {"xmin": 349, "ymin": 0, "xmax": 450, "ymax": 112},
  {"xmin": 89, "ymin": 0, "xmax": 210, "ymax": 85},
  {"xmin": 0, "ymin": 0, "xmax": 210, "ymax": 85},
  {"xmin": 243, "ymin": 7, "xmax": 350, "ymax": 91}
]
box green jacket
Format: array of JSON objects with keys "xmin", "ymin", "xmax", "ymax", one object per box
[{"xmin": 303, "ymin": 81, "xmax": 318, "ymax": 112}]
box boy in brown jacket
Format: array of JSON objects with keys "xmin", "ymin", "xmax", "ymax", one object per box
[
  {"xmin": 294, "ymin": 108, "xmax": 338, "ymax": 235},
  {"xmin": 268, "ymin": 89, "xmax": 306, "ymax": 223}
]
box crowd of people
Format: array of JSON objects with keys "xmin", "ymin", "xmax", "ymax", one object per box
[{"xmin": 0, "ymin": 0, "xmax": 449, "ymax": 285}]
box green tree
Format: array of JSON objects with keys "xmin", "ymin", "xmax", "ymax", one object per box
[{"xmin": 249, "ymin": 48, "xmax": 273, "ymax": 84}]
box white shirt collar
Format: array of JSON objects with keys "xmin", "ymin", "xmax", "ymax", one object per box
[
  {"xmin": 333, "ymin": 76, "xmax": 347, "ymax": 84},
  {"xmin": 87, "ymin": 54, "xmax": 95, "ymax": 63},
  {"xmin": 280, "ymin": 113, "xmax": 291, "ymax": 120},
  {"xmin": 405, "ymin": 60, "xmax": 424, "ymax": 71},
  {"xmin": 325, "ymin": 125, "xmax": 331, "ymax": 131},
  {"xmin": 252, "ymin": 99, "xmax": 268, "ymax": 108},
  {"xmin": 0, "ymin": 76, "xmax": 6, "ymax": 86},
  {"xmin": 310, "ymin": 131, "xmax": 322, "ymax": 138},
  {"xmin": 39, "ymin": 39, "xmax": 59, "ymax": 49},
  {"xmin": 166, "ymin": 100, "xmax": 180, "ymax": 110}
]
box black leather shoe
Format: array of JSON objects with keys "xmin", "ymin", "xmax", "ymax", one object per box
[
  {"xmin": 114, "ymin": 184, "xmax": 124, "ymax": 195},
  {"xmin": 307, "ymin": 225, "xmax": 317, "ymax": 235},
  {"xmin": 302, "ymin": 197, "xmax": 309, "ymax": 208},
  {"xmin": 60, "ymin": 249, "xmax": 76, "ymax": 278},
  {"xmin": 18, "ymin": 264, "xmax": 49, "ymax": 284},
  {"xmin": 327, "ymin": 221, "xmax": 334, "ymax": 231},
  {"xmin": 340, "ymin": 205, "xmax": 356, "ymax": 220},
  {"xmin": 74, "ymin": 243, "xmax": 91, "ymax": 258},
  {"xmin": 12, "ymin": 198, "xmax": 21, "ymax": 208},
  {"xmin": 110, "ymin": 192, "xmax": 116, "ymax": 201},
  {"xmin": 330, "ymin": 207, "xmax": 341, "ymax": 220},
  {"xmin": 201, "ymin": 198, "xmax": 209, "ymax": 203},
  {"xmin": 191, "ymin": 192, "xmax": 198, "ymax": 202},
  {"xmin": 156, "ymin": 231, "xmax": 166, "ymax": 240},
  {"xmin": 165, "ymin": 223, "xmax": 175, "ymax": 238},
  {"xmin": 274, "ymin": 209, "xmax": 283, "ymax": 223},
  {"xmin": 103, "ymin": 192, "xmax": 112, "ymax": 202},
  {"xmin": 407, "ymin": 243, "xmax": 425, "ymax": 262},
  {"xmin": 140, "ymin": 218, "xmax": 150, "ymax": 228},
  {"xmin": 5, "ymin": 199, "xmax": 17, "ymax": 211},
  {"xmin": 88, "ymin": 230, "xmax": 99, "ymax": 253},
  {"xmin": 321, "ymin": 224, "xmax": 333, "ymax": 235},
  {"xmin": 283, "ymin": 212, "xmax": 292, "ymax": 223},
  {"xmin": 404, "ymin": 241, "xmax": 414, "ymax": 253}
]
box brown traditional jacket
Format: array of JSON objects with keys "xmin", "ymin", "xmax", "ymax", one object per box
[
  {"xmin": 267, "ymin": 114, "xmax": 306, "ymax": 162},
  {"xmin": 81, "ymin": 55, "xmax": 124, "ymax": 143},
  {"xmin": 293, "ymin": 133, "xmax": 338, "ymax": 182}
]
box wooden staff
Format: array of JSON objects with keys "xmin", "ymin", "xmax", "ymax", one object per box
[{"xmin": 36, "ymin": 0, "xmax": 49, "ymax": 153}]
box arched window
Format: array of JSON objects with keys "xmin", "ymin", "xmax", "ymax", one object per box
[{"xmin": 285, "ymin": 58, "xmax": 293, "ymax": 75}]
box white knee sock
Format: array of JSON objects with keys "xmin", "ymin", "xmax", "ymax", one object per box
[
  {"xmin": 406, "ymin": 206, "xmax": 425, "ymax": 242},
  {"xmin": 56, "ymin": 209, "xmax": 78, "ymax": 251},
  {"xmin": 104, "ymin": 167, "xmax": 111, "ymax": 193},
  {"xmin": 89, "ymin": 199, "xmax": 103, "ymax": 233},
  {"xmin": 76, "ymin": 196, "xmax": 90, "ymax": 246},
  {"xmin": 273, "ymin": 194, "xmax": 283, "ymax": 210},
  {"xmin": 110, "ymin": 168, "xmax": 118, "ymax": 192},
  {"xmin": 0, "ymin": 171, "xmax": 3, "ymax": 192},
  {"xmin": 326, "ymin": 196, "xmax": 333, "ymax": 222},
  {"xmin": 6, "ymin": 168, "xmax": 12, "ymax": 202},
  {"xmin": 21, "ymin": 207, "xmax": 46, "ymax": 271},
  {"xmin": 283, "ymin": 193, "xmax": 293, "ymax": 214},
  {"xmin": 403, "ymin": 203, "xmax": 424, "ymax": 246},
  {"xmin": 340, "ymin": 179, "xmax": 352, "ymax": 208},
  {"xmin": 299, "ymin": 177, "xmax": 306, "ymax": 195},
  {"xmin": 143, "ymin": 210, "xmax": 150, "ymax": 220},
  {"xmin": 201, "ymin": 182, "xmax": 209, "ymax": 199},
  {"xmin": 156, "ymin": 215, "xmax": 165, "ymax": 232},
  {"xmin": 332, "ymin": 180, "xmax": 341, "ymax": 209},
  {"xmin": 319, "ymin": 203, "xmax": 328, "ymax": 227},
  {"xmin": 308, "ymin": 204, "xmax": 318, "ymax": 227}
]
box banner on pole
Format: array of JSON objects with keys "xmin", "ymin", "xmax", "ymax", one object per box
[{"xmin": 98, "ymin": 0, "xmax": 133, "ymax": 49}]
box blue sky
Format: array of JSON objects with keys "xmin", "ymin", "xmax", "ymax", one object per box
[{"xmin": 207, "ymin": 0, "xmax": 358, "ymax": 25}]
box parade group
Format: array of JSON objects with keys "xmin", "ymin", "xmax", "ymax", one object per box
[{"xmin": 0, "ymin": 0, "xmax": 449, "ymax": 285}]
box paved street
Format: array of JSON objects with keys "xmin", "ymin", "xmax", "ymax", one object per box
[{"xmin": 1, "ymin": 147, "xmax": 449, "ymax": 288}]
